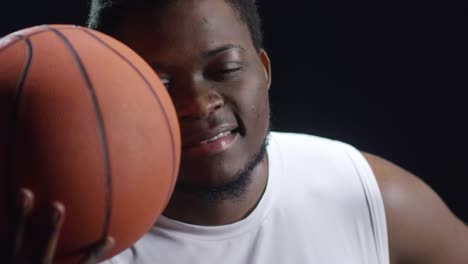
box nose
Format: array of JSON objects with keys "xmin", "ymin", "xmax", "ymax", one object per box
[{"xmin": 176, "ymin": 81, "xmax": 224, "ymax": 120}]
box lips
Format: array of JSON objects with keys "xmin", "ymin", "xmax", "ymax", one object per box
[
  {"xmin": 182, "ymin": 123, "xmax": 238, "ymax": 149},
  {"xmin": 199, "ymin": 130, "xmax": 232, "ymax": 144}
]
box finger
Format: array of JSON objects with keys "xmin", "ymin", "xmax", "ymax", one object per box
[
  {"xmin": 40, "ymin": 201, "xmax": 65, "ymax": 264},
  {"xmin": 10, "ymin": 188, "xmax": 34, "ymax": 260},
  {"xmin": 80, "ymin": 236, "xmax": 115, "ymax": 264}
]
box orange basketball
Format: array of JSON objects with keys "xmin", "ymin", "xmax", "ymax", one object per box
[{"xmin": 0, "ymin": 25, "xmax": 180, "ymax": 263}]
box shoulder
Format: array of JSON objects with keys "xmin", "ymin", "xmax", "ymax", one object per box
[
  {"xmin": 268, "ymin": 132, "xmax": 360, "ymax": 178},
  {"xmin": 269, "ymin": 131, "xmax": 341, "ymax": 157},
  {"xmin": 362, "ymin": 152, "xmax": 468, "ymax": 264},
  {"xmin": 269, "ymin": 131, "xmax": 334, "ymax": 145}
]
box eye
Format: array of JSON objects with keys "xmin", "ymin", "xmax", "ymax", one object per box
[
  {"xmin": 159, "ymin": 77, "xmax": 171, "ymax": 89},
  {"xmin": 208, "ymin": 62, "xmax": 244, "ymax": 81},
  {"xmin": 219, "ymin": 67, "xmax": 242, "ymax": 74}
]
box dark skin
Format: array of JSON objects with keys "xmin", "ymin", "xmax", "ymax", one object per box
[
  {"xmin": 7, "ymin": 0, "xmax": 467, "ymax": 262},
  {"xmin": 364, "ymin": 153, "xmax": 468, "ymax": 264},
  {"xmin": 2, "ymin": 188, "xmax": 114, "ymax": 264},
  {"xmin": 113, "ymin": 0, "xmax": 271, "ymax": 226},
  {"xmin": 4, "ymin": 0, "xmax": 270, "ymax": 261},
  {"xmin": 112, "ymin": 0, "xmax": 468, "ymax": 262}
]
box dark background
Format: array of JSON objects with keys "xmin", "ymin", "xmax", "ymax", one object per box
[{"xmin": 1, "ymin": 1, "xmax": 467, "ymax": 222}]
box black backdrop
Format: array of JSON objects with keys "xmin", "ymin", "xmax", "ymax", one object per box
[{"xmin": 1, "ymin": 1, "xmax": 467, "ymax": 222}]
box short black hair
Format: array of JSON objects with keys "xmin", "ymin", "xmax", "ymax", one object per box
[{"xmin": 87, "ymin": 0, "xmax": 264, "ymax": 50}]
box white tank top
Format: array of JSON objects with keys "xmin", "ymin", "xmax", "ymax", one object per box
[{"xmin": 101, "ymin": 132, "xmax": 389, "ymax": 264}]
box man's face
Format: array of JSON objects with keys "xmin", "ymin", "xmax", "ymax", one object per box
[{"xmin": 113, "ymin": 0, "xmax": 271, "ymax": 189}]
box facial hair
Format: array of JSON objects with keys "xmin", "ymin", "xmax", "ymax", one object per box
[{"xmin": 173, "ymin": 130, "xmax": 270, "ymax": 203}]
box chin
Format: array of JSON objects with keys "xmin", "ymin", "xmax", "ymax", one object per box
[
  {"xmin": 177, "ymin": 140, "xmax": 251, "ymax": 187},
  {"xmin": 173, "ymin": 132, "xmax": 269, "ymax": 202}
]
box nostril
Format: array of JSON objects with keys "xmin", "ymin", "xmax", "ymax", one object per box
[
  {"xmin": 210, "ymin": 95, "xmax": 224, "ymax": 109},
  {"xmin": 205, "ymin": 92, "xmax": 223, "ymax": 109},
  {"xmin": 177, "ymin": 93, "xmax": 224, "ymax": 119}
]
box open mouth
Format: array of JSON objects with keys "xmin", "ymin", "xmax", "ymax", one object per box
[
  {"xmin": 183, "ymin": 128, "xmax": 240, "ymax": 156},
  {"xmin": 199, "ymin": 130, "xmax": 233, "ymax": 144}
]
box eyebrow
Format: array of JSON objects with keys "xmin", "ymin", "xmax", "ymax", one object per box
[
  {"xmin": 149, "ymin": 44, "xmax": 245, "ymax": 70},
  {"xmin": 203, "ymin": 44, "xmax": 245, "ymax": 58}
]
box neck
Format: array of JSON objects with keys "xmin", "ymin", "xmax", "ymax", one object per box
[{"xmin": 162, "ymin": 154, "xmax": 269, "ymax": 226}]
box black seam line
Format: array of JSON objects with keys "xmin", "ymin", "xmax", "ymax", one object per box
[
  {"xmin": 1, "ymin": 26, "xmax": 83, "ymax": 54},
  {"xmin": 80, "ymin": 28, "xmax": 178, "ymax": 201},
  {"xmin": 48, "ymin": 27, "xmax": 112, "ymax": 241},
  {"xmin": 5, "ymin": 37, "xmax": 33, "ymax": 243}
]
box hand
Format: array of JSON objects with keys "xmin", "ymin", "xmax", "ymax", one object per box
[{"xmin": 3, "ymin": 188, "xmax": 115, "ymax": 264}]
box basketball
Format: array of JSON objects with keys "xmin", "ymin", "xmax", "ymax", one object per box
[{"xmin": 0, "ymin": 25, "xmax": 180, "ymax": 263}]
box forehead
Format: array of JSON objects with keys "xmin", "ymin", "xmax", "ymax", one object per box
[{"xmin": 116, "ymin": 0, "xmax": 254, "ymax": 60}]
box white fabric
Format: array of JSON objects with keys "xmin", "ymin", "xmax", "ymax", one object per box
[{"xmin": 101, "ymin": 132, "xmax": 389, "ymax": 264}]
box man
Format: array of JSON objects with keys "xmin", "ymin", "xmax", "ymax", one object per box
[{"xmin": 7, "ymin": 0, "xmax": 468, "ymax": 263}]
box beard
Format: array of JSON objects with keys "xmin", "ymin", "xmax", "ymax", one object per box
[{"xmin": 173, "ymin": 130, "xmax": 270, "ymax": 203}]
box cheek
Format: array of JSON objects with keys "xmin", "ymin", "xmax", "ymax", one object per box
[
  {"xmin": 248, "ymin": 91, "xmax": 269, "ymax": 127},
  {"xmin": 230, "ymin": 75, "xmax": 270, "ymax": 133}
]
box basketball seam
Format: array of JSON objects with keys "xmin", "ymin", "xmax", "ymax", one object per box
[
  {"xmin": 2, "ymin": 26, "xmax": 88, "ymax": 53},
  {"xmin": 47, "ymin": 27, "xmax": 113, "ymax": 242},
  {"xmin": 79, "ymin": 28, "xmax": 178, "ymax": 208},
  {"xmin": 4, "ymin": 36, "xmax": 33, "ymax": 243}
]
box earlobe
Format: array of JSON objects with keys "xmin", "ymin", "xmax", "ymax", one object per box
[{"xmin": 259, "ymin": 49, "xmax": 271, "ymax": 90}]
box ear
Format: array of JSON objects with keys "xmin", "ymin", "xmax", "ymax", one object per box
[{"xmin": 259, "ymin": 49, "xmax": 272, "ymax": 90}]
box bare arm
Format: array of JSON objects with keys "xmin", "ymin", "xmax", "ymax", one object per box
[{"xmin": 362, "ymin": 152, "xmax": 468, "ymax": 264}]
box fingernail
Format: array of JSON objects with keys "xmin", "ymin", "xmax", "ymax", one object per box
[
  {"xmin": 107, "ymin": 236, "xmax": 115, "ymax": 247},
  {"xmin": 18, "ymin": 188, "xmax": 33, "ymax": 209},
  {"xmin": 52, "ymin": 202, "xmax": 64, "ymax": 224}
]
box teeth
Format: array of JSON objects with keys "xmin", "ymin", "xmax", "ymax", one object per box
[{"xmin": 200, "ymin": 131, "xmax": 231, "ymax": 144}]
